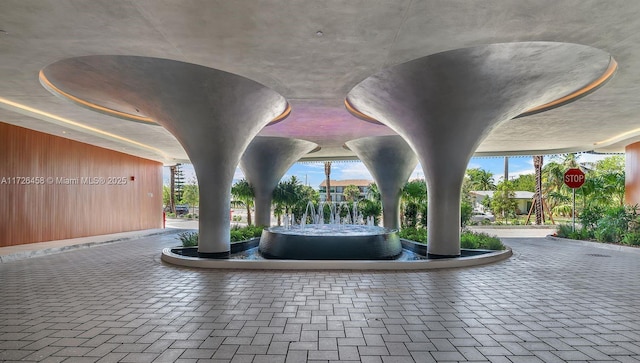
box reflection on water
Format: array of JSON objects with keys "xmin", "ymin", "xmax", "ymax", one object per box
[{"xmin": 231, "ymin": 247, "xmax": 427, "ymax": 261}]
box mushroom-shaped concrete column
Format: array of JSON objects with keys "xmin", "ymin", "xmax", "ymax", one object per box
[
  {"xmin": 40, "ymin": 56, "xmax": 288, "ymax": 257},
  {"xmin": 240, "ymin": 137, "xmax": 317, "ymax": 227},
  {"xmin": 345, "ymin": 136, "xmax": 418, "ymax": 230},
  {"xmin": 347, "ymin": 42, "xmax": 614, "ymax": 257}
]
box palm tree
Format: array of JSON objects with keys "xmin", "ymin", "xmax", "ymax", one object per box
[
  {"xmin": 599, "ymin": 171, "xmax": 626, "ymax": 206},
  {"xmin": 542, "ymin": 160, "xmax": 567, "ymax": 214},
  {"xmin": 231, "ymin": 179, "xmax": 255, "ymax": 226},
  {"xmin": 578, "ymin": 156, "xmax": 626, "ymax": 209},
  {"xmin": 401, "ymin": 179, "xmax": 427, "ymax": 228},
  {"xmin": 561, "ymin": 153, "xmax": 579, "ymax": 169},
  {"xmin": 272, "ymin": 176, "xmax": 301, "ymax": 224},
  {"xmin": 324, "ymin": 161, "xmax": 332, "ymax": 202},
  {"xmin": 466, "ymin": 168, "xmax": 496, "ymax": 191},
  {"xmin": 533, "ymin": 155, "xmax": 544, "ymax": 224},
  {"xmin": 366, "ymin": 182, "xmax": 381, "ymax": 202},
  {"xmin": 343, "ymin": 184, "xmax": 361, "ymax": 202}
]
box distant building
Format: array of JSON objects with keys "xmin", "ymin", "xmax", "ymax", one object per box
[
  {"xmin": 470, "ymin": 191, "xmax": 535, "ymax": 215},
  {"xmin": 319, "ymin": 179, "xmax": 373, "ymax": 202}
]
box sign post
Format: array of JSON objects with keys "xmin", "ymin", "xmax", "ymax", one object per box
[{"xmin": 564, "ymin": 168, "xmax": 586, "ymax": 231}]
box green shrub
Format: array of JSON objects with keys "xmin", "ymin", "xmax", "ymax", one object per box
[
  {"xmin": 400, "ymin": 228, "xmax": 504, "ymax": 250},
  {"xmin": 622, "ymin": 231, "xmax": 640, "ymax": 246},
  {"xmin": 460, "ymin": 233, "xmax": 479, "ymax": 249},
  {"xmin": 579, "ymin": 205, "xmax": 604, "ymax": 231},
  {"xmin": 556, "ymin": 224, "xmax": 573, "ymax": 238},
  {"xmin": 177, "ymin": 231, "xmax": 198, "ymax": 247},
  {"xmin": 176, "ymin": 226, "xmax": 265, "ymax": 246},
  {"xmin": 594, "ymin": 206, "xmax": 629, "ymax": 243},
  {"xmin": 568, "ymin": 228, "xmax": 592, "ymax": 240},
  {"xmin": 460, "ymin": 201, "xmax": 473, "ymax": 227},
  {"xmin": 483, "ymin": 236, "xmax": 506, "ymax": 250},
  {"xmin": 230, "ymin": 225, "xmax": 264, "ymax": 242},
  {"xmin": 166, "ymin": 212, "xmax": 176, "ymax": 218},
  {"xmin": 403, "ymin": 203, "xmax": 419, "ymax": 228},
  {"xmin": 398, "ymin": 227, "xmax": 427, "ymax": 244},
  {"xmin": 460, "ymin": 230, "xmax": 505, "ymax": 250}
]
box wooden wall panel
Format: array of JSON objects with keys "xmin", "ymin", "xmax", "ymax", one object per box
[
  {"xmin": 0, "ymin": 122, "xmax": 163, "ymax": 247},
  {"xmin": 626, "ymin": 142, "xmax": 640, "ymax": 206}
]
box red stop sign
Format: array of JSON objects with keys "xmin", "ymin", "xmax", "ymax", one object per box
[{"xmin": 564, "ymin": 168, "xmax": 585, "ymax": 188}]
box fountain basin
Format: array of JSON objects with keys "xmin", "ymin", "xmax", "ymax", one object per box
[{"xmin": 259, "ymin": 224, "xmax": 402, "ymax": 260}]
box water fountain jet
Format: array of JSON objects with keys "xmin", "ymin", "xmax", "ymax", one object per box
[{"xmin": 259, "ymin": 201, "xmax": 401, "ymax": 260}]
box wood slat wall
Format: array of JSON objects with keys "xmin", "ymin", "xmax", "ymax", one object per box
[
  {"xmin": 626, "ymin": 142, "xmax": 640, "ymax": 206},
  {"xmin": 0, "ymin": 122, "xmax": 163, "ymax": 247}
]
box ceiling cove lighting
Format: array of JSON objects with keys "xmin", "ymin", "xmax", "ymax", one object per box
[
  {"xmin": 345, "ymin": 57, "xmax": 618, "ymax": 123},
  {"xmin": 40, "ymin": 70, "xmax": 292, "ymax": 126},
  {"xmin": 594, "ymin": 127, "xmax": 640, "ymax": 147},
  {"xmin": 0, "ymin": 96, "xmax": 172, "ymax": 162},
  {"xmin": 39, "ymin": 70, "xmax": 157, "ymax": 124},
  {"xmin": 516, "ymin": 57, "xmax": 618, "ymax": 118}
]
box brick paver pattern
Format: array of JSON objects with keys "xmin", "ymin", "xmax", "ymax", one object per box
[{"xmin": 1, "ymin": 233, "xmax": 640, "ymax": 362}]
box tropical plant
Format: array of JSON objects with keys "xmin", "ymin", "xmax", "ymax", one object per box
[
  {"xmin": 230, "ymin": 225, "xmax": 264, "ymax": 242},
  {"xmin": 460, "ymin": 231, "xmax": 505, "ymax": 250},
  {"xmin": 398, "ymin": 227, "xmax": 427, "ymax": 244},
  {"xmin": 558, "ymin": 204, "xmax": 640, "ymax": 245},
  {"xmin": 594, "ymin": 155, "xmax": 624, "ymax": 174},
  {"xmin": 579, "ymin": 205, "xmax": 605, "ymax": 231},
  {"xmin": 533, "ymin": 155, "xmax": 544, "ymax": 225},
  {"xmin": 342, "ymin": 184, "xmax": 361, "ymax": 202},
  {"xmin": 540, "ymin": 154, "xmax": 626, "ymax": 220},
  {"xmin": 511, "ymin": 173, "xmax": 536, "ymax": 192},
  {"xmin": 460, "ymin": 200, "xmax": 473, "ymax": 227},
  {"xmin": 231, "ymin": 179, "xmax": 255, "ymax": 226},
  {"xmin": 291, "ymin": 184, "xmax": 320, "ymax": 223},
  {"xmin": 180, "ymin": 183, "xmax": 199, "ymax": 213},
  {"xmin": 542, "ymin": 159, "xmax": 568, "ymax": 214},
  {"xmin": 163, "ymin": 185, "xmax": 171, "ymax": 208},
  {"xmin": 401, "ymin": 179, "xmax": 427, "ymax": 228},
  {"xmin": 466, "ymin": 168, "xmax": 496, "ymax": 191},
  {"xmin": 366, "ymin": 182, "xmax": 381, "ymax": 202},
  {"xmin": 177, "ymin": 231, "xmax": 198, "ymax": 247},
  {"xmin": 273, "ymin": 178, "xmax": 299, "ymax": 225},
  {"xmin": 324, "ymin": 161, "xmax": 332, "ymax": 201},
  {"xmin": 598, "ymin": 171, "xmax": 625, "ymax": 206},
  {"xmin": 399, "ymin": 228, "xmax": 504, "ymax": 250},
  {"xmin": 358, "ymin": 199, "xmax": 382, "ymax": 225},
  {"xmin": 272, "ymin": 176, "xmax": 318, "ymax": 225},
  {"xmin": 491, "ymin": 180, "xmax": 517, "ymax": 222}
]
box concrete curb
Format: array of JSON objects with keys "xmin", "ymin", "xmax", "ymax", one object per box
[
  {"xmin": 160, "ymin": 247, "xmax": 513, "ymax": 270},
  {"xmin": 0, "ymin": 229, "xmax": 180, "ymax": 263},
  {"xmin": 546, "ymin": 235, "xmax": 640, "ymax": 255}
]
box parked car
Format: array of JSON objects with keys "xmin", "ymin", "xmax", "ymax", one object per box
[
  {"xmin": 175, "ymin": 205, "xmax": 189, "ymax": 216},
  {"xmin": 470, "ymin": 211, "xmax": 495, "ymax": 223}
]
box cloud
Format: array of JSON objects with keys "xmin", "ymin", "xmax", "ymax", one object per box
[
  {"xmin": 577, "ymin": 153, "xmax": 618, "ymax": 164},
  {"xmin": 162, "ymin": 164, "xmax": 198, "ymax": 185},
  {"xmin": 507, "ymin": 168, "xmax": 536, "ymax": 179},
  {"xmin": 333, "ymin": 162, "xmax": 373, "ymax": 180}
]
